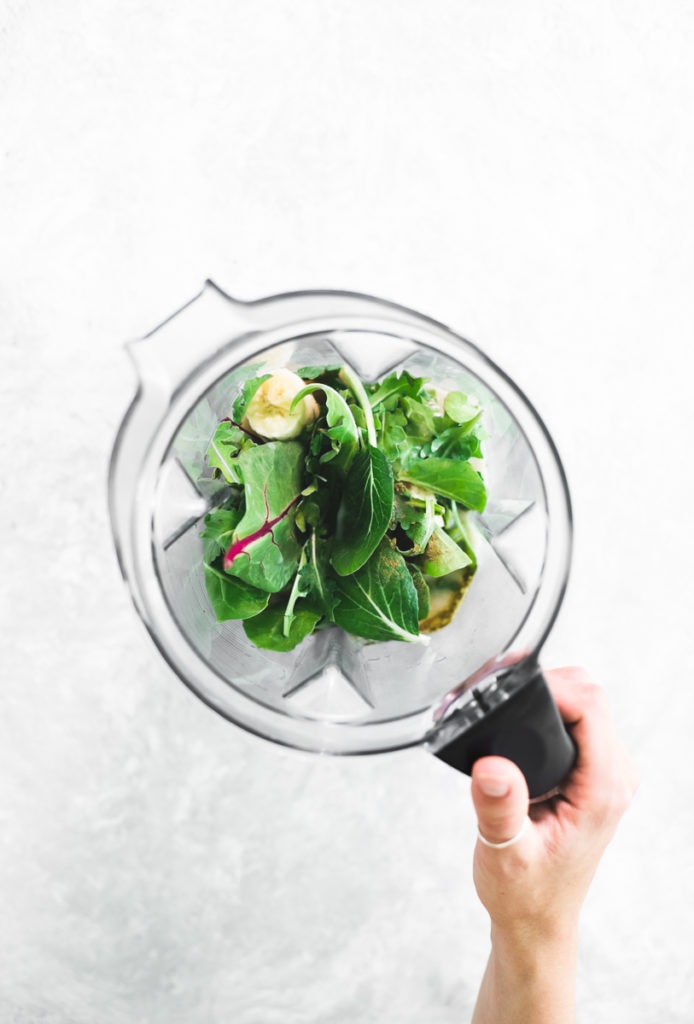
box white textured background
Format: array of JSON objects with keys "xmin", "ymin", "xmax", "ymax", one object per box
[{"xmin": 1, "ymin": 2, "xmax": 693, "ymax": 1022}]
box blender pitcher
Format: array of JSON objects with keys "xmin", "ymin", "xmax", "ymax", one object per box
[{"xmin": 109, "ymin": 282, "xmax": 575, "ymax": 799}]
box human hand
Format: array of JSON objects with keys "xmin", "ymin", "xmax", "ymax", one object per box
[
  {"xmin": 471, "ymin": 666, "xmax": 639, "ymax": 941},
  {"xmin": 469, "ymin": 667, "xmax": 639, "ymax": 1024}
]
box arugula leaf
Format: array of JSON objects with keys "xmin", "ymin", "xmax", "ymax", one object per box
[
  {"xmin": 331, "ymin": 446, "xmax": 394, "ymax": 575},
  {"xmin": 292, "ymin": 383, "xmax": 359, "ymax": 472},
  {"xmin": 297, "ymin": 364, "xmax": 343, "ymax": 379},
  {"xmin": 223, "ymin": 441, "xmax": 304, "ymax": 592},
  {"xmin": 400, "ymin": 396, "xmax": 436, "ymax": 441},
  {"xmin": 203, "ymin": 562, "xmax": 270, "ymax": 620},
  {"xmin": 295, "ymin": 485, "xmax": 332, "ymax": 534},
  {"xmin": 206, "ymin": 421, "xmax": 249, "ymax": 484},
  {"xmin": 367, "ymin": 370, "xmax": 430, "ymax": 408},
  {"xmin": 377, "ymin": 403, "xmax": 407, "ymax": 453},
  {"xmin": 242, "ymin": 601, "xmax": 322, "ymax": 651},
  {"xmin": 283, "ymin": 543, "xmax": 311, "ymax": 636},
  {"xmin": 425, "ymin": 425, "xmax": 482, "ymax": 462},
  {"xmin": 392, "ymin": 485, "xmax": 437, "ymax": 554},
  {"xmin": 339, "ymin": 364, "xmax": 378, "ymax": 447},
  {"xmin": 330, "ymin": 541, "xmax": 422, "ymax": 643},
  {"xmin": 399, "ymin": 457, "xmax": 486, "ymax": 511},
  {"xmin": 232, "ymin": 373, "xmax": 270, "ymax": 422}
]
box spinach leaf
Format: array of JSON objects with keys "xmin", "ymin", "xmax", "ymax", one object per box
[
  {"xmin": 243, "ymin": 601, "xmax": 322, "ymax": 651},
  {"xmin": 331, "ymin": 446, "xmax": 394, "ymax": 575},
  {"xmin": 224, "ymin": 441, "xmax": 304, "ymax": 592},
  {"xmin": 201, "ymin": 506, "xmax": 243, "ymax": 563},
  {"xmin": 301, "ymin": 532, "xmax": 336, "ymax": 616},
  {"xmin": 330, "ymin": 541, "xmax": 421, "ymax": 643},
  {"xmin": 446, "ymin": 503, "xmax": 478, "ymax": 569},
  {"xmin": 203, "ymin": 562, "xmax": 270, "ymax": 621},
  {"xmin": 399, "ymin": 457, "xmax": 486, "ymax": 511},
  {"xmin": 174, "ymin": 398, "xmax": 218, "ymax": 480},
  {"xmin": 406, "ymin": 562, "xmax": 431, "ymax": 620},
  {"xmin": 443, "ymin": 391, "xmax": 481, "ymax": 426},
  {"xmin": 420, "ymin": 526, "xmax": 472, "ymax": 577}
]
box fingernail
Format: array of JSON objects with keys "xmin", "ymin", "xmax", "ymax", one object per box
[{"xmin": 478, "ymin": 775, "xmax": 510, "ymax": 798}]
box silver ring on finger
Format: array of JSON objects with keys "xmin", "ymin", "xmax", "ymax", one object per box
[{"xmin": 477, "ymin": 816, "xmax": 529, "ymax": 849}]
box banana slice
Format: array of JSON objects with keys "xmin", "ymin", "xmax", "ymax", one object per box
[{"xmin": 244, "ymin": 369, "xmax": 319, "ymax": 440}]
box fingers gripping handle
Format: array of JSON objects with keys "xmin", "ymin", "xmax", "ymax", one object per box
[{"xmin": 434, "ymin": 669, "xmax": 577, "ymax": 800}]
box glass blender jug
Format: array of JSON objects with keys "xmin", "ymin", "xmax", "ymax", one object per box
[{"xmin": 109, "ymin": 283, "xmax": 575, "ymax": 799}]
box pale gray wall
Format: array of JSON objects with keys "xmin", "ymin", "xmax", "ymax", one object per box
[{"xmin": 1, "ymin": 2, "xmax": 692, "ymax": 1021}]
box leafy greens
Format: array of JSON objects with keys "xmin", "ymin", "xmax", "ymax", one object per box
[{"xmin": 198, "ymin": 363, "xmax": 487, "ymax": 650}]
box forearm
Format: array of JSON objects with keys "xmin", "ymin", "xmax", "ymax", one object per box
[{"xmin": 471, "ymin": 924, "xmax": 578, "ymax": 1024}]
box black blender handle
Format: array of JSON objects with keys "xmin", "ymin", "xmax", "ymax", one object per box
[{"xmin": 434, "ymin": 666, "xmax": 577, "ymax": 800}]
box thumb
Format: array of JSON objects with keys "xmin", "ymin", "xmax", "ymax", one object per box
[{"xmin": 471, "ymin": 756, "xmax": 530, "ymax": 846}]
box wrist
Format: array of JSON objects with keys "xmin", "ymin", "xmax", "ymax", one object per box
[
  {"xmin": 491, "ymin": 907, "xmax": 580, "ymax": 941},
  {"xmin": 489, "ymin": 919, "xmax": 579, "ymax": 990},
  {"xmin": 472, "ymin": 924, "xmax": 579, "ymax": 1024}
]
